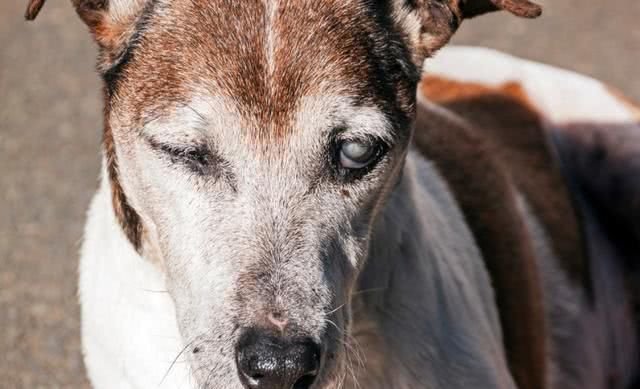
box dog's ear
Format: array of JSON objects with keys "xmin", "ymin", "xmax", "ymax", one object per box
[
  {"xmin": 24, "ymin": 0, "xmax": 47, "ymax": 21},
  {"xmin": 25, "ymin": 0, "xmax": 148, "ymax": 67},
  {"xmin": 392, "ymin": 0, "xmax": 541, "ymax": 65},
  {"xmin": 459, "ymin": 0, "xmax": 542, "ymax": 19}
]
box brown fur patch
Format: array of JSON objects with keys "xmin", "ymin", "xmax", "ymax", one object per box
[
  {"xmin": 103, "ymin": 93, "xmax": 143, "ymax": 252},
  {"xmin": 606, "ymin": 85, "xmax": 640, "ymax": 120},
  {"xmin": 110, "ymin": 0, "xmax": 416, "ymax": 144},
  {"xmin": 421, "ymin": 76, "xmax": 590, "ymax": 292},
  {"xmin": 414, "ymin": 75, "xmax": 592, "ymax": 389}
]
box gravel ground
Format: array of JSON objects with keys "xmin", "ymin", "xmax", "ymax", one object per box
[{"xmin": 1, "ymin": 1, "xmax": 638, "ymax": 388}]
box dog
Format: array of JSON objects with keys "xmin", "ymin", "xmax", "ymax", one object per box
[{"xmin": 25, "ymin": 0, "xmax": 640, "ymax": 388}]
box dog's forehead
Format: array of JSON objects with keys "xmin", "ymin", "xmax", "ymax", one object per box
[{"xmin": 113, "ymin": 0, "xmax": 391, "ymax": 137}]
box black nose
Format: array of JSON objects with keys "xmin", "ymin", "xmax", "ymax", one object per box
[{"xmin": 236, "ymin": 329, "xmax": 321, "ymax": 389}]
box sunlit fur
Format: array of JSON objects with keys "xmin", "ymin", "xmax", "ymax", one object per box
[{"xmin": 36, "ymin": 0, "xmax": 636, "ymax": 387}]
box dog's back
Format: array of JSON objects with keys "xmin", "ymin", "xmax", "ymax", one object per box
[{"xmin": 416, "ymin": 46, "xmax": 640, "ymax": 389}]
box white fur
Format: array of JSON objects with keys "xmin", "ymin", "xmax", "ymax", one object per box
[
  {"xmin": 80, "ymin": 166, "xmax": 195, "ymax": 389},
  {"xmin": 109, "ymin": 0, "xmax": 148, "ymax": 23}
]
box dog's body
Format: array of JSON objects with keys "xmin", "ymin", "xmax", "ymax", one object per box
[{"xmin": 25, "ymin": 0, "xmax": 639, "ymax": 388}]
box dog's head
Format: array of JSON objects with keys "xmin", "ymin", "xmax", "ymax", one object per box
[{"xmin": 27, "ymin": 1, "xmax": 539, "ymax": 387}]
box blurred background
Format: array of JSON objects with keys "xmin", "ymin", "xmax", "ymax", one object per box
[{"xmin": 1, "ymin": 0, "xmax": 638, "ymax": 387}]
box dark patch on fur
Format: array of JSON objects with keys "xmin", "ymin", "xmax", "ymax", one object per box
[
  {"xmin": 460, "ymin": 0, "xmax": 542, "ymax": 19},
  {"xmin": 103, "ymin": 47, "xmax": 134, "ymax": 97},
  {"xmin": 102, "ymin": 0, "xmax": 158, "ymax": 97},
  {"xmin": 421, "ymin": 76, "xmax": 592, "ymax": 294},
  {"xmin": 550, "ymin": 121, "xmax": 640, "ymax": 380},
  {"xmin": 103, "ymin": 108, "xmax": 144, "ymax": 252},
  {"xmin": 97, "ymin": 0, "xmax": 158, "ymax": 251},
  {"xmin": 550, "ymin": 124, "xmax": 640, "ymax": 261}
]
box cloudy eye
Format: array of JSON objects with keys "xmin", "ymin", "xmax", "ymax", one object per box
[{"xmin": 339, "ymin": 140, "xmax": 378, "ymax": 169}]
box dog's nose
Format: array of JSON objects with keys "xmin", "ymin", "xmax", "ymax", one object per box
[{"xmin": 236, "ymin": 329, "xmax": 321, "ymax": 389}]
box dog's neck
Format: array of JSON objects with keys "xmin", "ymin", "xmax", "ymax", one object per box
[{"xmin": 349, "ymin": 149, "xmax": 516, "ymax": 388}]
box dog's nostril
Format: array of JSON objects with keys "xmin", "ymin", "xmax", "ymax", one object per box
[
  {"xmin": 267, "ymin": 311, "xmax": 289, "ymax": 331},
  {"xmin": 236, "ymin": 329, "xmax": 321, "ymax": 389}
]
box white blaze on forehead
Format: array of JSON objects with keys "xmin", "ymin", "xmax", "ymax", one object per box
[
  {"xmin": 263, "ymin": 0, "xmax": 279, "ymax": 80},
  {"xmin": 425, "ymin": 46, "xmax": 637, "ymax": 124}
]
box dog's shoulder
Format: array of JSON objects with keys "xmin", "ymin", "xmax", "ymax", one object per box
[
  {"xmin": 417, "ymin": 70, "xmax": 589, "ymax": 288},
  {"xmin": 413, "ymin": 47, "xmax": 600, "ymax": 389},
  {"xmin": 414, "ymin": 46, "xmax": 640, "ymax": 389}
]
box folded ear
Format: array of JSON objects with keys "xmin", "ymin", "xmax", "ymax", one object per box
[
  {"xmin": 25, "ymin": 0, "xmax": 148, "ymax": 68},
  {"xmin": 392, "ymin": 0, "xmax": 541, "ymax": 66},
  {"xmin": 461, "ymin": 0, "xmax": 542, "ymax": 18}
]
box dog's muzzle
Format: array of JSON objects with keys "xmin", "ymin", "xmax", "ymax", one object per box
[{"xmin": 235, "ymin": 328, "xmax": 321, "ymax": 389}]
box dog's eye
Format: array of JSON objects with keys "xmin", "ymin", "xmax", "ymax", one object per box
[
  {"xmin": 339, "ymin": 140, "xmax": 379, "ymax": 169},
  {"xmin": 153, "ymin": 142, "xmax": 214, "ymax": 174}
]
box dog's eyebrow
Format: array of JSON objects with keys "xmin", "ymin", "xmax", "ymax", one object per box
[
  {"xmin": 339, "ymin": 105, "xmax": 396, "ymax": 145},
  {"xmin": 136, "ymin": 103, "xmax": 214, "ymax": 145},
  {"xmin": 181, "ymin": 103, "xmax": 210, "ymax": 126},
  {"xmin": 296, "ymin": 96, "xmax": 396, "ymax": 144},
  {"xmin": 140, "ymin": 102, "xmax": 210, "ymax": 129}
]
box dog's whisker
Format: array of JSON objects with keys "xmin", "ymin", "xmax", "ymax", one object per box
[
  {"xmin": 344, "ymin": 345, "xmax": 361, "ymax": 389},
  {"xmin": 202, "ymin": 364, "xmax": 219, "ymax": 389},
  {"xmin": 325, "ymin": 317, "xmax": 366, "ymax": 385},
  {"xmin": 325, "ymin": 302, "xmax": 347, "ymax": 316},
  {"xmin": 160, "ymin": 343, "xmax": 195, "ymax": 385},
  {"xmin": 160, "ymin": 334, "xmax": 208, "ymax": 386},
  {"xmin": 351, "ymin": 287, "xmax": 387, "ymax": 296}
]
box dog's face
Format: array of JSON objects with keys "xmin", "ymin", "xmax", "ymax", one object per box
[
  {"xmin": 26, "ymin": 0, "xmax": 540, "ymax": 387},
  {"xmin": 108, "ymin": 3, "xmax": 417, "ymax": 386}
]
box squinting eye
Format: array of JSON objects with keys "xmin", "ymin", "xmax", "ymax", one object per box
[
  {"xmin": 162, "ymin": 144, "xmax": 209, "ymax": 166},
  {"xmin": 151, "ymin": 141, "xmax": 215, "ymax": 175},
  {"xmin": 339, "ymin": 140, "xmax": 378, "ymax": 169}
]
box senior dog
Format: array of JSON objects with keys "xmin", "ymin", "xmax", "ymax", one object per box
[{"xmin": 26, "ymin": 0, "xmax": 640, "ymax": 388}]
